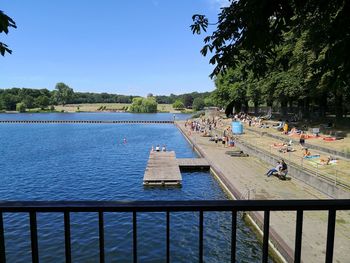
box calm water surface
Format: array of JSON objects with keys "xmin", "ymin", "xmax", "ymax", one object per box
[
  {"xmin": 0, "ymin": 113, "xmax": 269, "ymax": 262},
  {"xmin": 0, "ymin": 112, "xmax": 190, "ymax": 121}
]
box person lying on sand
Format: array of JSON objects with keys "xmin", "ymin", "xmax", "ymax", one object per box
[
  {"xmin": 302, "ymin": 148, "xmax": 320, "ymax": 159},
  {"xmin": 278, "ymin": 145, "xmax": 296, "ymax": 153},
  {"xmin": 303, "ymin": 148, "xmax": 311, "ymax": 157},
  {"xmin": 319, "ymin": 156, "xmax": 331, "ymax": 165},
  {"xmin": 319, "ymin": 156, "xmax": 338, "ymax": 165}
]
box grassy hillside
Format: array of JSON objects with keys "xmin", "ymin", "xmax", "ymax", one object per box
[{"xmin": 53, "ymin": 103, "xmax": 189, "ymax": 113}]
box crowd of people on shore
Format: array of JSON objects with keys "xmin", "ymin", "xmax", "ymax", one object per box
[
  {"xmin": 184, "ymin": 111, "xmax": 342, "ymax": 182},
  {"xmin": 232, "ymin": 112, "xmax": 269, "ymax": 128},
  {"xmin": 185, "ymin": 118, "xmax": 236, "ymax": 148}
]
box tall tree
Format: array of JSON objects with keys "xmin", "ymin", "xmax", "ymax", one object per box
[
  {"xmin": 54, "ymin": 83, "xmax": 74, "ymax": 106},
  {"xmin": 192, "ymin": 0, "xmax": 350, "ymax": 119}
]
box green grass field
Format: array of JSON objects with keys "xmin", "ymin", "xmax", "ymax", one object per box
[
  {"xmin": 55, "ymin": 103, "xmax": 129, "ymax": 112},
  {"xmin": 53, "ymin": 103, "xmax": 188, "ymax": 113}
]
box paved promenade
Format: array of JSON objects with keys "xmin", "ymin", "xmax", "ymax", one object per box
[{"xmin": 176, "ymin": 121, "xmax": 350, "ymax": 263}]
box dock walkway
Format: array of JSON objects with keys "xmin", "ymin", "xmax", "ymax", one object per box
[
  {"xmin": 177, "ymin": 158, "xmax": 210, "ymax": 170},
  {"xmin": 143, "ymin": 151, "xmax": 182, "ymax": 186}
]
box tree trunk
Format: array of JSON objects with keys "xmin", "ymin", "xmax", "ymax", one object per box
[
  {"xmin": 335, "ymin": 93, "xmax": 343, "ymax": 120},
  {"xmin": 319, "ymin": 93, "xmax": 327, "ymax": 118},
  {"xmin": 288, "ymin": 100, "xmax": 294, "ymax": 114},
  {"xmin": 243, "ymin": 101, "xmax": 249, "ymax": 113},
  {"xmin": 254, "ymin": 101, "xmax": 259, "ymax": 115},
  {"xmin": 234, "ymin": 102, "xmax": 241, "ymax": 113},
  {"xmin": 280, "ymin": 99, "xmax": 288, "ymax": 117},
  {"xmin": 303, "ymin": 97, "xmax": 310, "ymax": 119}
]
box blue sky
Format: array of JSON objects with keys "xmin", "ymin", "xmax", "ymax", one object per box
[{"xmin": 1, "ymin": 0, "xmax": 228, "ymax": 96}]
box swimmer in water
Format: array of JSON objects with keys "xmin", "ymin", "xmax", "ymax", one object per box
[{"xmin": 123, "ymin": 137, "xmax": 127, "ymax": 144}]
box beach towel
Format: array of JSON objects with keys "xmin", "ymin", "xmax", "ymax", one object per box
[
  {"xmin": 303, "ymin": 155, "xmax": 320, "ymax": 159},
  {"xmin": 309, "ymin": 160, "xmax": 337, "ymax": 166},
  {"xmin": 323, "ymin": 137, "xmax": 336, "ymax": 141}
]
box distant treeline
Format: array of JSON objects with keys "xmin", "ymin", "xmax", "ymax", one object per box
[{"xmin": 0, "ymin": 86, "xmax": 213, "ymax": 111}]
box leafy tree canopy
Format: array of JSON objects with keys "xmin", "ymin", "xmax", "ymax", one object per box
[
  {"xmin": 172, "ymin": 100, "xmax": 185, "ymax": 110},
  {"xmin": 0, "ymin": 10, "xmax": 17, "ymax": 56},
  {"xmin": 54, "ymin": 83, "xmax": 74, "ymax": 106},
  {"xmin": 129, "ymin": 97, "xmax": 158, "ymax": 113},
  {"xmin": 192, "ymin": 0, "xmax": 350, "ymax": 119}
]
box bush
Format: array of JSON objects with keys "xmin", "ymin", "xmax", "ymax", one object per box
[
  {"xmin": 192, "ymin": 97, "xmax": 205, "ymax": 111},
  {"xmin": 16, "ymin": 102, "xmax": 26, "ymax": 112},
  {"xmin": 173, "ymin": 100, "xmax": 185, "ymax": 110},
  {"xmin": 129, "ymin": 97, "xmax": 157, "ymax": 113}
]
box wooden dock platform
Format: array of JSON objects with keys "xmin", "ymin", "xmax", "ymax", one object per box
[
  {"xmin": 177, "ymin": 158, "xmax": 210, "ymax": 170},
  {"xmin": 143, "ymin": 151, "xmax": 182, "ymax": 186},
  {"xmin": 143, "ymin": 152, "xmax": 211, "ymax": 186}
]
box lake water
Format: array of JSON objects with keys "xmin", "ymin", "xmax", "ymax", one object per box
[
  {"xmin": 0, "ymin": 113, "xmax": 267, "ymax": 262},
  {"xmin": 0, "ymin": 112, "xmax": 190, "ymax": 121}
]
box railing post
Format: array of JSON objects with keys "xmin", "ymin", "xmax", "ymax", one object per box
[
  {"xmin": 133, "ymin": 211, "xmax": 137, "ymax": 263},
  {"xmin": 30, "ymin": 212, "xmax": 39, "ymax": 263},
  {"xmin": 64, "ymin": 212, "xmax": 71, "ymax": 263},
  {"xmin": 231, "ymin": 210, "xmax": 237, "ymax": 263},
  {"xmin": 166, "ymin": 211, "xmax": 170, "ymax": 263},
  {"xmin": 294, "ymin": 210, "xmax": 303, "ymax": 263},
  {"xmin": 0, "ymin": 212, "xmax": 5, "ymax": 263},
  {"xmin": 325, "ymin": 209, "xmax": 336, "ymax": 263},
  {"xmin": 199, "ymin": 211, "xmax": 203, "ymax": 263},
  {"xmin": 262, "ymin": 210, "xmax": 270, "ymax": 263},
  {"xmin": 99, "ymin": 211, "xmax": 105, "ymax": 263}
]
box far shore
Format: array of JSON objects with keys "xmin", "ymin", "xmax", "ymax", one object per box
[{"xmin": 1, "ymin": 103, "xmax": 193, "ymax": 114}]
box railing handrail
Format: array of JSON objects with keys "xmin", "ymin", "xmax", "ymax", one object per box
[
  {"xmin": 1, "ymin": 199, "xmax": 350, "ymax": 212},
  {"xmin": 1, "ymin": 199, "xmax": 348, "ymax": 263}
]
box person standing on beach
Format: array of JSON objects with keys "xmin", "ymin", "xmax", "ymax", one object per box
[
  {"xmin": 214, "ymin": 135, "xmax": 218, "ymax": 145},
  {"xmin": 299, "ymin": 132, "xmax": 306, "ymax": 147}
]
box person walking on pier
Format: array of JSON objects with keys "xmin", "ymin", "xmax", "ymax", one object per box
[
  {"xmin": 222, "ymin": 136, "xmax": 226, "ymax": 147},
  {"xmin": 214, "ymin": 135, "xmax": 218, "ymax": 145}
]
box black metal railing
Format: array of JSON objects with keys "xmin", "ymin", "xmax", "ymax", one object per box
[{"xmin": 0, "ymin": 199, "xmax": 350, "ymax": 263}]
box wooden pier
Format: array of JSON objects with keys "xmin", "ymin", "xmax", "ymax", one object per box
[
  {"xmin": 0, "ymin": 120, "xmax": 174, "ymax": 124},
  {"xmin": 177, "ymin": 158, "xmax": 210, "ymax": 170},
  {"xmin": 143, "ymin": 151, "xmax": 182, "ymax": 186},
  {"xmin": 143, "ymin": 151, "xmax": 211, "ymax": 186}
]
